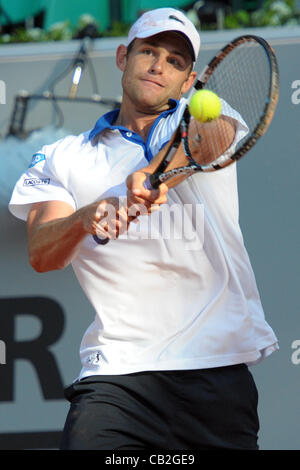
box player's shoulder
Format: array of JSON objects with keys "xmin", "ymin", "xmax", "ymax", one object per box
[{"xmin": 42, "ymin": 130, "xmax": 91, "ymax": 157}]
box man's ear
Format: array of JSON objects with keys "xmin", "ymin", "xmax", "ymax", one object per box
[
  {"xmin": 116, "ymin": 44, "xmax": 128, "ymax": 71},
  {"xmin": 181, "ymin": 70, "xmax": 197, "ymax": 96}
]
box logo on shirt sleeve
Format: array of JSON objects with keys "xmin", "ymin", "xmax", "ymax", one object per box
[
  {"xmin": 23, "ymin": 177, "xmax": 50, "ymax": 186},
  {"xmin": 29, "ymin": 153, "xmax": 46, "ymax": 168}
]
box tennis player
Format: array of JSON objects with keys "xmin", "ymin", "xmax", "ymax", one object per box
[{"xmin": 9, "ymin": 8, "xmax": 278, "ymax": 450}]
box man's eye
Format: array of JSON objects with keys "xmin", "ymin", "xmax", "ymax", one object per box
[
  {"xmin": 143, "ymin": 49, "xmax": 153, "ymax": 55},
  {"xmin": 169, "ymin": 58, "xmax": 181, "ymax": 67}
]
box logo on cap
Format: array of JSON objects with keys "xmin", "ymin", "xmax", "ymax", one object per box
[{"xmin": 169, "ymin": 15, "xmax": 184, "ymax": 25}]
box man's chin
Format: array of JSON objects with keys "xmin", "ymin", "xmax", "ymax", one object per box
[{"xmin": 136, "ymin": 98, "xmax": 172, "ymax": 115}]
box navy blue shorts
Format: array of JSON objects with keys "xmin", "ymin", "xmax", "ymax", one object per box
[{"xmin": 60, "ymin": 364, "xmax": 259, "ymax": 450}]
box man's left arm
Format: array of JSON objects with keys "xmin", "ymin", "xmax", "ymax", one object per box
[{"xmin": 127, "ymin": 115, "xmax": 237, "ymax": 205}]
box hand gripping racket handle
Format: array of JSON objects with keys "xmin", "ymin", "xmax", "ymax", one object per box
[
  {"xmin": 143, "ymin": 173, "xmax": 161, "ymax": 190},
  {"xmin": 93, "ymin": 174, "xmax": 159, "ymax": 245}
]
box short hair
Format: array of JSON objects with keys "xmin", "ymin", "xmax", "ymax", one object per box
[
  {"xmin": 126, "ymin": 39, "xmax": 136, "ymax": 57},
  {"xmin": 126, "ymin": 39, "xmax": 194, "ymax": 76}
]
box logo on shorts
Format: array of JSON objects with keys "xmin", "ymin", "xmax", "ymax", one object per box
[
  {"xmin": 23, "ymin": 177, "xmax": 50, "ymax": 186},
  {"xmin": 29, "ymin": 153, "xmax": 46, "ymax": 168},
  {"xmin": 86, "ymin": 351, "xmax": 103, "ymax": 366}
]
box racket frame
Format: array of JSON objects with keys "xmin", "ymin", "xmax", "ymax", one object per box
[{"xmin": 147, "ymin": 34, "xmax": 280, "ymax": 188}]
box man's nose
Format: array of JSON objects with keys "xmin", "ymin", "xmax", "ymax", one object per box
[{"xmin": 149, "ymin": 55, "xmax": 164, "ymax": 74}]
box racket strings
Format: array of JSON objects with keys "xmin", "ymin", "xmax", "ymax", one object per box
[
  {"xmin": 192, "ymin": 39, "xmax": 273, "ymax": 165},
  {"xmin": 149, "ymin": 35, "xmax": 278, "ymax": 187}
]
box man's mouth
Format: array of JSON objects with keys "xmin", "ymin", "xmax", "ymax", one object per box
[{"xmin": 141, "ymin": 78, "xmax": 164, "ymax": 88}]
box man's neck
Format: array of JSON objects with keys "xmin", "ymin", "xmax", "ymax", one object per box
[{"xmin": 115, "ymin": 105, "xmax": 160, "ymax": 141}]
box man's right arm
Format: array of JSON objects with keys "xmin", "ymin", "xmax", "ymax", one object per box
[
  {"xmin": 27, "ymin": 186, "xmax": 169, "ymax": 272},
  {"xmin": 27, "ymin": 198, "xmax": 127, "ymax": 273}
]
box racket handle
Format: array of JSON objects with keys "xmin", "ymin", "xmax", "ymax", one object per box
[
  {"xmin": 144, "ymin": 176, "xmax": 153, "ymax": 190},
  {"xmin": 93, "ymin": 234, "xmax": 109, "ymax": 245},
  {"xmin": 144, "ymin": 173, "xmax": 160, "ymax": 190}
]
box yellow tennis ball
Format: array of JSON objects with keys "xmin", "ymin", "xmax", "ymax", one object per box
[{"xmin": 189, "ymin": 90, "xmax": 222, "ymax": 123}]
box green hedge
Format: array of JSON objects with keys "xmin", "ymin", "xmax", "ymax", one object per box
[
  {"xmin": 0, "ymin": 14, "xmax": 131, "ymax": 44},
  {"xmin": 224, "ymin": 0, "xmax": 300, "ymax": 29},
  {"xmin": 0, "ymin": 1, "xmax": 299, "ymax": 45}
]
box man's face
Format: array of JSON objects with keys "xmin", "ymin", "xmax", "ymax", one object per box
[{"xmin": 117, "ymin": 32, "xmax": 196, "ymax": 114}]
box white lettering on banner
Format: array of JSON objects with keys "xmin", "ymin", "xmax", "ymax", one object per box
[
  {"xmin": 291, "ymin": 339, "xmax": 300, "ymax": 365},
  {"xmin": 291, "ymin": 80, "xmax": 300, "ymax": 104},
  {"xmin": 0, "ymin": 340, "xmax": 6, "ymax": 365},
  {"xmin": 0, "ymin": 80, "xmax": 6, "ymax": 104}
]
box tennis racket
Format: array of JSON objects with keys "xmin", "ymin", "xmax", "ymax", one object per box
[
  {"xmin": 143, "ymin": 34, "xmax": 279, "ymax": 190},
  {"xmin": 93, "ymin": 34, "xmax": 279, "ymax": 244}
]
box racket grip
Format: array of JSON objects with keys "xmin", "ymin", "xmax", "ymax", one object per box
[
  {"xmin": 93, "ymin": 234, "xmax": 109, "ymax": 245},
  {"xmin": 143, "ymin": 173, "xmax": 160, "ymax": 190},
  {"xmin": 143, "ymin": 176, "xmax": 153, "ymax": 190}
]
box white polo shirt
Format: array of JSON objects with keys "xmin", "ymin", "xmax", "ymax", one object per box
[{"xmin": 9, "ymin": 98, "xmax": 278, "ymax": 379}]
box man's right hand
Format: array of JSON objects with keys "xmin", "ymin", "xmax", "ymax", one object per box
[
  {"xmin": 27, "ymin": 197, "xmax": 133, "ymax": 272},
  {"xmin": 78, "ymin": 197, "xmax": 131, "ymax": 241}
]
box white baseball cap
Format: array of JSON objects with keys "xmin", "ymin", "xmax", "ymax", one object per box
[{"xmin": 127, "ymin": 8, "xmax": 200, "ymax": 62}]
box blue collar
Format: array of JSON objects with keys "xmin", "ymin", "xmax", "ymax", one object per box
[
  {"xmin": 89, "ymin": 108, "xmax": 128, "ymax": 141},
  {"xmin": 88, "ymin": 99, "xmax": 179, "ymax": 142}
]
